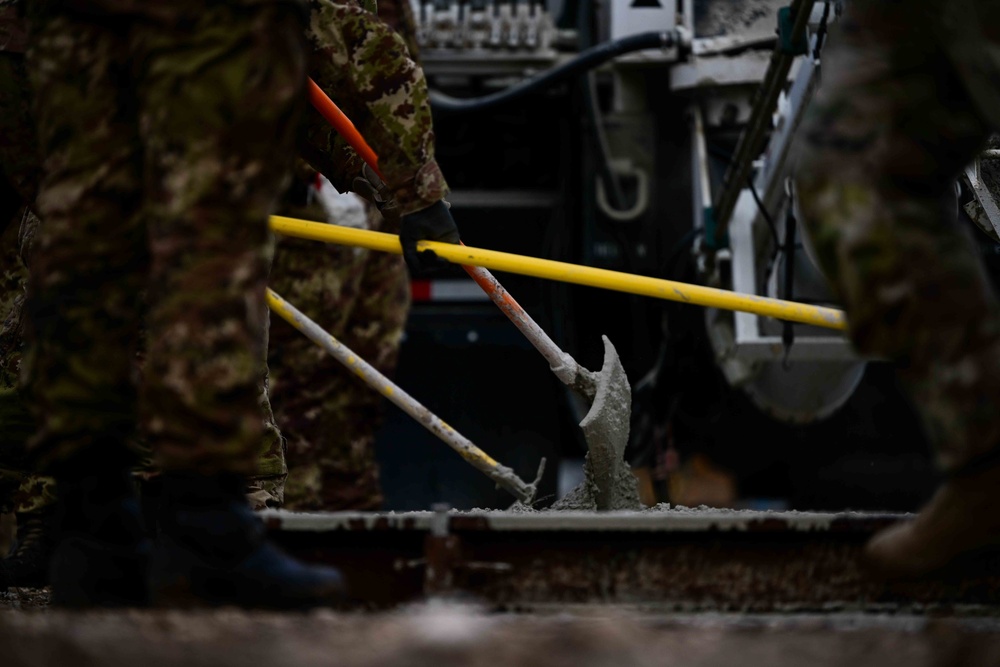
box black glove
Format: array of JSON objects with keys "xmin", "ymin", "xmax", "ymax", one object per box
[
  {"xmin": 351, "ymin": 163, "xmax": 400, "ymax": 225},
  {"xmin": 399, "ymin": 200, "xmax": 460, "ymax": 276}
]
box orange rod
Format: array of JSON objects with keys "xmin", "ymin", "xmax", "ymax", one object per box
[
  {"xmin": 306, "ymin": 79, "xmax": 490, "ymax": 289},
  {"xmin": 306, "ymin": 77, "xmax": 382, "ymax": 179},
  {"xmin": 304, "ymin": 80, "xmax": 555, "ymax": 356}
]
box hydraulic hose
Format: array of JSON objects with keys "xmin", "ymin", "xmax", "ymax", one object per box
[{"xmin": 430, "ymin": 29, "xmax": 679, "ymax": 114}]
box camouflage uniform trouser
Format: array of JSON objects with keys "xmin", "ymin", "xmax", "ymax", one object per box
[
  {"xmin": 269, "ymin": 196, "xmax": 409, "ymax": 510},
  {"xmin": 22, "ymin": 3, "xmax": 306, "ymax": 480},
  {"xmin": 0, "ymin": 214, "xmax": 52, "ymax": 515},
  {"xmin": 262, "ymin": 0, "xmax": 424, "ymax": 510},
  {"xmin": 3, "ymin": 211, "xmax": 289, "ymax": 512},
  {"xmin": 795, "ymin": 0, "xmax": 1000, "ymax": 472},
  {"xmin": 0, "ymin": 48, "xmax": 289, "ymax": 512},
  {"xmin": 0, "ymin": 49, "xmax": 53, "ymax": 515}
]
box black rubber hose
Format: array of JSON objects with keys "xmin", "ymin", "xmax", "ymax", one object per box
[
  {"xmin": 781, "ymin": 193, "xmax": 797, "ymax": 365},
  {"xmin": 429, "ymin": 30, "xmax": 677, "ymax": 114}
]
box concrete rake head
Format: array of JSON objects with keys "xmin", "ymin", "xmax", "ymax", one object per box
[{"xmin": 552, "ymin": 335, "xmax": 640, "ymax": 511}]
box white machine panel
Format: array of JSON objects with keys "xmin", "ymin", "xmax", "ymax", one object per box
[{"xmin": 610, "ymin": 0, "xmax": 676, "ymax": 42}]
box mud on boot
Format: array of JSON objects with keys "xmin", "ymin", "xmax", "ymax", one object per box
[
  {"xmin": 49, "ymin": 473, "xmax": 151, "ymax": 608},
  {"xmin": 0, "ymin": 506, "xmax": 56, "ymax": 590},
  {"xmin": 149, "ymin": 473, "xmax": 345, "ymax": 609}
]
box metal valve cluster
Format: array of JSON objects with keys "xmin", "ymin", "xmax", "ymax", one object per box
[{"xmin": 417, "ymin": 0, "xmax": 555, "ymax": 52}]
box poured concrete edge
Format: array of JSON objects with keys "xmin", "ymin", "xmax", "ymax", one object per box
[{"xmin": 259, "ymin": 508, "xmax": 912, "ymax": 533}]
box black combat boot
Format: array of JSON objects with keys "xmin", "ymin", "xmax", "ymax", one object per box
[
  {"xmin": 48, "ymin": 470, "xmax": 151, "ymax": 607},
  {"xmin": 149, "ymin": 473, "xmax": 345, "ymax": 609},
  {"xmin": 0, "ymin": 506, "xmax": 55, "ymax": 590},
  {"xmin": 865, "ymin": 462, "xmax": 1000, "ymax": 579}
]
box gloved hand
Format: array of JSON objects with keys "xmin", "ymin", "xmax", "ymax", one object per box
[
  {"xmin": 351, "ymin": 163, "xmax": 400, "ymax": 224},
  {"xmin": 399, "ymin": 200, "xmax": 460, "ymax": 276}
]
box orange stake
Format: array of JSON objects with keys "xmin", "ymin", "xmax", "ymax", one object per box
[{"xmin": 307, "ymin": 78, "xmax": 382, "ymax": 179}]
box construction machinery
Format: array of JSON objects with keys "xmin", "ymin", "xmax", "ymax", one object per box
[{"xmin": 353, "ymin": 0, "xmax": 1000, "ymax": 513}]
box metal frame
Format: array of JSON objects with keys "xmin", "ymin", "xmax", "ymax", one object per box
[
  {"xmin": 262, "ymin": 507, "xmax": 1000, "ymax": 612},
  {"xmin": 728, "ymin": 192, "xmax": 855, "ymax": 362},
  {"xmin": 964, "ymin": 155, "xmax": 1000, "ymax": 240},
  {"xmin": 689, "ymin": 2, "xmax": 857, "ymax": 363}
]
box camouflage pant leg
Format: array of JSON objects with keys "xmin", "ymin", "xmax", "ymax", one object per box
[
  {"xmin": 0, "ymin": 386, "xmax": 54, "ymax": 517},
  {"xmin": 25, "ymin": 6, "xmax": 307, "ymax": 475},
  {"xmin": 246, "ymin": 303, "xmax": 289, "ymax": 509},
  {"xmin": 133, "ymin": 336, "xmax": 288, "ymax": 512},
  {"xmin": 0, "ymin": 216, "xmax": 24, "ymax": 389},
  {"xmin": 0, "ymin": 52, "xmax": 41, "ymax": 213},
  {"xmin": 0, "ymin": 214, "xmax": 54, "ymax": 514},
  {"xmin": 134, "ymin": 5, "xmax": 306, "ymax": 477},
  {"xmin": 333, "ymin": 204, "xmax": 409, "ymax": 500},
  {"xmin": 0, "ymin": 223, "xmax": 35, "ymax": 513},
  {"xmin": 0, "ymin": 51, "xmax": 56, "ymax": 508},
  {"xmin": 269, "ymin": 202, "xmax": 409, "ymax": 510},
  {"xmin": 794, "ymin": 1, "xmax": 1000, "ymax": 472},
  {"xmin": 24, "ymin": 13, "xmax": 151, "ymax": 471},
  {"xmin": 0, "ymin": 47, "xmax": 39, "ymax": 391}
]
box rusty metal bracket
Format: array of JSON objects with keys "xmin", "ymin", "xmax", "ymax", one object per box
[{"xmin": 394, "ymin": 505, "xmax": 514, "ymax": 597}]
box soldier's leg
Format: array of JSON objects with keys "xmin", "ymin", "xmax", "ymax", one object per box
[
  {"xmin": 0, "ymin": 219, "xmax": 30, "ymax": 519},
  {"xmin": 268, "ymin": 186, "xmax": 372, "ymax": 510},
  {"xmin": 0, "ymin": 212, "xmax": 57, "ymax": 590},
  {"xmin": 269, "ymin": 199, "xmax": 405, "ymax": 510},
  {"xmin": 24, "ymin": 9, "xmax": 150, "ymax": 606},
  {"xmin": 796, "ymin": 1, "xmax": 998, "ymax": 472},
  {"xmin": 245, "ymin": 305, "xmax": 290, "ymax": 510},
  {"xmin": 321, "ymin": 204, "xmax": 409, "ymax": 509},
  {"xmin": 24, "ymin": 13, "xmax": 147, "ymax": 472},
  {"xmin": 795, "ymin": 1, "xmax": 1000, "ymax": 576},
  {"xmin": 136, "ymin": 3, "xmax": 302, "ymax": 480},
  {"xmin": 0, "ymin": 53, "xmax": 42, "ymax": 220},
  {"xmin": 0, "ymin": 39, "xmax": 59, "ymax": 580},
  {"xmin": 135, "ymin": 3, "xmax": 343, "ymax": 607}
]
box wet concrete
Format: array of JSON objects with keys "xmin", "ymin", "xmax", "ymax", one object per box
[
  {"xmin": 548, "ymin": 456, "xmax": 640, "ymax": 511},
  {"xmin": 258, "ymin": 506, "xmax": 907, "ymax": 533},
  {"xmin": 695, "ymin": 0, "xmax": 786, "ymax": 39},
  {"xmin": 3, "ymin": 602, "xmax": 1000, "ymax": 667},
  {"xmin": 553, "ymin": 336, "xmax": 640, "ymax": 511}
]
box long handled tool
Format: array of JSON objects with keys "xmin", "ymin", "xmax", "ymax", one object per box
[
  {"xmin": 305, "ymin": 80, "xmax": 639, "ymax": 510},
  {"xmin": 270, "ymin": 218, "xmax": 847, "ymax": 331},
  {"xmin": 267, "ymin": 288, "xmax": 540, "ymax": 504}
]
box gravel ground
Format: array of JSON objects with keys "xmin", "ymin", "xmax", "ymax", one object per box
[
  {"xmin": 4, "ymin": 597, "xmax": 1000, "ymax": 667},
  {"xmin": 0, "ymin": 587, "xmax": 51, "ymax": 611}
]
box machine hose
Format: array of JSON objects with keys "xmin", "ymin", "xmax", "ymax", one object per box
[{"xmin": 429, "ymin": 30, "xmax": 679, "ymax": 114}]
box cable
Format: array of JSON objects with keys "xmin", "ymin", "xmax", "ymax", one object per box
[
  {"xmin": 781, "ymin": 182, "xmax": 797, "ymax": 367},
  {"xmin": 812, "ymin": 1, "xmax": 831, "ymax": 60},
  {"xmin": 662, "ymin": 226, "xmax": 703, "ymax": 278},
  {"xmin": 706, "ymin": 143, "xmax": 794, "ymax": 299},
  {"xmin": 747, "ymin": 175, "xmax": 780, "ymax": 249},
  {"xmin": 429, "ymin": 30, "xmax": 678, "ymax": 114},
  {"xmin": 584, "ymin": 70, "xmax": 626, "ymax": 212}
]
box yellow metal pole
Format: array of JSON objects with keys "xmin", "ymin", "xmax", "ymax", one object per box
[{"xmin": 270, "ymin": 215, "xmax": 847, "ymax": 331}]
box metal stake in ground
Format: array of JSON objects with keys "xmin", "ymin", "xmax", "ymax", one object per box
[{"xmin": 266, "ymin": 288, "xmax": 541, "ymax": 505}]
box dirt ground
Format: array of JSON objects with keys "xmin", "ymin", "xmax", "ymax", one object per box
[{"xmin": 4, "ymin": 593, "xmax": 1000, "ymax": 667}]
